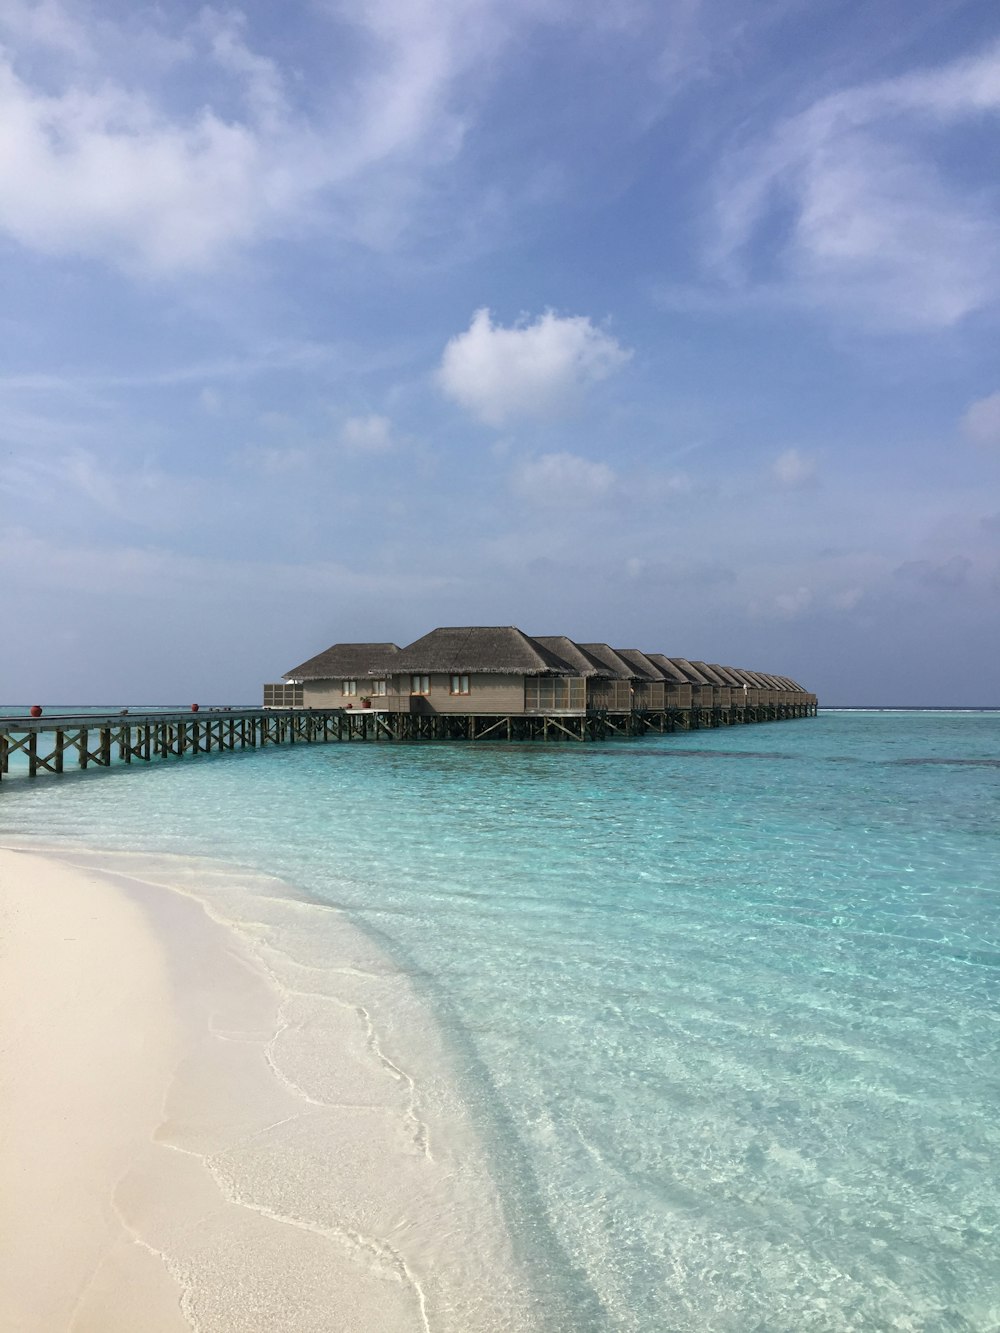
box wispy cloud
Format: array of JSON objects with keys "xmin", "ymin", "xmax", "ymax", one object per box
[
  {"xmin": 709, "ymin": 40, "xmax": 1000, "ymax": 330},
  {"xmin": 771, "ymin": 448, "xmax": 818, "ymax": 488},
  {"xmin": 510, "ymin": 450, "xmax": 617, "ymax": 506},
  {"xmin": 961, "ymin": 391, "xmax": 1000, "ymax": 448},
  {"xmin": 0, "ymin": 0, "xmax": 543, "ymax": 273},
  {"xmin": 339, "ymin": 414, "xmax": 395, "ymax": 453},
  {"xmin": 0, "ymin": 341, "xmax": 343, "ymax": 393}
]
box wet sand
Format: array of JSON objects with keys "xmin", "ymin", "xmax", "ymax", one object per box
[{"xmin": 0, "ymin": 845, "xmax": 537, "ymax": 1332}]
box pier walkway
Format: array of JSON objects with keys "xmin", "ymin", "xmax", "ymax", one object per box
[{"xmin": 0, "ymin": 699, "xmax": 817, "ymax": 780}]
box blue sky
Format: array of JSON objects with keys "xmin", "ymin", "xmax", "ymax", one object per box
[{"xmin": 1, "ymin": 0, "xmax": 998, "ymax": 705}]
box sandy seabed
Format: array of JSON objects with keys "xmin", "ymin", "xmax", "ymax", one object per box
[{"xmin": 0, "ymin": 845, "xmax": 538, "ymax": 1333}]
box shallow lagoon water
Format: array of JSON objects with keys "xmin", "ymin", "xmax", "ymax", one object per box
[{"xmin": 3, "ymin": 710, "xmax": 999, "ymax": 1329}]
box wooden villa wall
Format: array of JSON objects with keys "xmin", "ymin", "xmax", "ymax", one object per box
[
  {"xmin": 633, "ymin": 680, "xmax": 665, "ymax": 710},
  {"xmin": 378, "ymin": 673, "xmax": 590, "ymax": 715},
  {"xmin": 587, "ymin": 680, "xmax": 632, "ymax": 711},
  {"xmin": 264, "ymin": 683, "xmax": 304, "ymax": 708},
  {"xmin": 384, "ymin": 672, "xmax": 527, "ymax": 715},
  {"xmin": 524, "ymin": 676, "xmax": 586, "ymax": 713},
  {"xmin": 302, "ymin": 678, "xmax": 391, "ymax": 708}
]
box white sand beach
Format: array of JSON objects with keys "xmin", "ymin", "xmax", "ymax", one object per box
[{"xmin": 0, "ymin": 846, "xmax": 537, "ymax": 1333}]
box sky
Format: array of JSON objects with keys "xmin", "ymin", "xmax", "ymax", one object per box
[{"xmin": 1, "ymin": 0, "xmax": 999, "ymax": 706}]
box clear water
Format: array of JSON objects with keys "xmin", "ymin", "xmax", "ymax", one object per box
[{"xmin": 2, "ymin": 710, "xmax": 999, "ymax": 1330}]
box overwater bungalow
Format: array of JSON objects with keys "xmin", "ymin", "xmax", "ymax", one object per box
[
  {"xmin": 264, "ymin": 625, "xmax": 816, "ymax": 726},
  {"xmin": 725, "ymin": 668, "xmax": 764, "ymax": 705},
  {"xmin": 711, "ymin": 664, "xmax": 749, "ymax": 695},
  {"xmin": 378, "ymin": 626, "xmax": 586, "ymax": 714},
  {"xmin": 644, "ymin": 654, "xmax": 694, "ymax": 710},
  {"xmin": 532, "ymin": 638, "xmax": 622, "ymax": 712},
  {"xmin": 613, "ymin": 649, "xmax": 671, "ymax": 710},
  {"xmin": 691, "ymin": 662, "xmax": 731, "ymax": 708},
  {"xmin": 279, "ymin": 642, "xmax": 402, "ymax": 710},
  {"xmin": 576, "ymin": 644, "xmax": 637, "ymax": 712},
  {"xmin": 1, "ymin": 630, "xmax": 815, "ymax": 785},
  {"xmin": 666, "ymin": 658, "xmax": 716, "ymax": 710}
]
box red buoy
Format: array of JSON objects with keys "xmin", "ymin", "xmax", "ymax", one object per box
[
  {"xmin": 29, "ymin": 705, "xmax": 42, "ymax": 717},
  {"xmin": 190, "ymin": 703, "xmax": 200, "ymax": 712}
]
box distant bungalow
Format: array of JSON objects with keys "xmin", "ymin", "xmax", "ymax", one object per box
[
  {"xmin": 263, "ymin": 626, "xmax": 816, "ymax": 724},
  {"xmin": 1, "ymin": 627, "xmax": 815, "ymax": 782}
]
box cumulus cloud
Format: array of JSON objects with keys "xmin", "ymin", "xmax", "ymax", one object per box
[
  {"xmin": 771, "ymin": 447, "xmax": 818, "ymax": 488},
  {"xmin": 711, "ymin": 41, "xmax": 1000, "ymax": 329},
  {"xmin": 438, "ymin": 308, "xmax": 630, "ymax": 425},
  {"xmin": 510, "ymin": 451, "xmax": 617, "ymax": 505},
  {"xmin": 340, "ymin": 414, "xmax": 394, "ymax": 452},
  {"xmin": 961, "ymin": 391, "xmax": 1000, "ymax": 447}
]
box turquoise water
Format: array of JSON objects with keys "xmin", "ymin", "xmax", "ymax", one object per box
[{"xmin": 2, "ymin": 711, "xmax": 999, "ymax": 1330}]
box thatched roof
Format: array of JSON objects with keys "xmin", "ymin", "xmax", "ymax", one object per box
[
  {"xmin": 723, "ymin": 667, "xmax": 756, "ymax": 688},
  {"xmin": 577, "ymin": 643, "xmax": 636, "ymax": 678},
  {"xmin": 644, "ymin": 653, "xmax": 690, "ymax": 684},
  {"xmin": 285, "ymin": 642, "xmax": 400, "ymax": 682},
  {"xmin": 691, "ymin": 661, "xmax": 728, "ymax": 687},
  {"xmin": 283, "ymin": 626, "xmax": 812, "ymax": 694},
  {"xmin": 532, "ymin": 637, "xmax": 608, "ymax": 677},
  {"xmin": 390, "ymin": 626, "xmax": 574, "ymax": 675},
  {"xmin": 710, "ymin": 665, "xmax": 747, "ymax": 689},
  {"xmin": 667, "ymin": 658, "xmax": 712, "ymax": 686},
  {"xmin": 758, "ymin": 673, "xmax": 788, "ymax": 690},
  {"xmin": 614, "ymin": 648, "xmax": 667, "ymax": 682}
]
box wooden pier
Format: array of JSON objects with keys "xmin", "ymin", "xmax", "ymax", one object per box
[{"xmin": 0, "ymin": 698, "xmax": 816, "ymax": 781}]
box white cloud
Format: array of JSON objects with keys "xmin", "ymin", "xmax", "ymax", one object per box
[
  {"xmin": 831, "ymin": 587, "xmax": 863, "ymax": 612},
  {"xmin": 438, "ymin": 308, "xmax": 630, "ymax": 425},
  {"xmin": 961, "ymin": 391, "xmax": 1000, "ymax": 448},
  {"xmin": 340, "ymin": 414, "xmax": 394, "ymax": 452},
  {"xmin": 0, "ymin": 54, "xmax": 297, "ymax": 271},
  {"xmin": 771, "ymin": 448, "xmax": 818, "ymax": 488},
  {"xmin": 510, "ymin": 451, "xmax": 617, "ymax": 505},
  {"xmin": 711, "ymin": 41, "xmax": 1000, "ymax": 329},
  {"xmin": 771, "ymin": 586, "xmax": 813, "ymax": 619},
  {"xmin": 0, "ymin": 0, "xmax": 548, "ymax": 273}
]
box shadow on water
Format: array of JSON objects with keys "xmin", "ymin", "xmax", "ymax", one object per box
[{"xmin": 891, "ymin": 758, "xmax": 1000, "ymax": 767}]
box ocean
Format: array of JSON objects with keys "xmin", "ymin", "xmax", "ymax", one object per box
[{"xmin": 2, "ymin": 709, "xmax": 998, "ymax": 1330}]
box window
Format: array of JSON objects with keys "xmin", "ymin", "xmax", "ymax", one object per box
[
  {"xmin": 449, "ymin": 674, "xmax": 470, "ymax": 695},
  {"xmin": 342, "ymin": 679, "xmax": 357, "ymax": 696},
  {"xmin": 371, "ymin": 679, "xmax": 387, "ymax": 696},
  {"xmin": 410, "ymin": 674, "xmax": 430, "ymax": 695}
]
